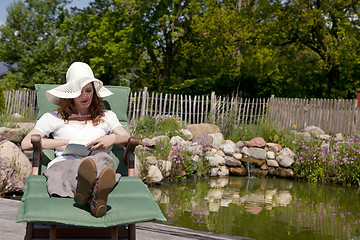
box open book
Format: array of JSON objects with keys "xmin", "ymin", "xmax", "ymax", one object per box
[{"xmin": 62, "ymin": 140, "xmax": 111, "ymax": 157}]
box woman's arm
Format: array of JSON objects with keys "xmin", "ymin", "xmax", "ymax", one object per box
[
  {"xmin": 86, "ymin": 125, "xmax": 130, "ymax": 150},
  {"xmin": 21, "ymin": 129, "xmax": 69, "ymax": 150}
]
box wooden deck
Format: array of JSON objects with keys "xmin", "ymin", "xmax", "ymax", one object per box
[{"xmin": 1, "ymin": 198, "xmax": 252, "ymax": 240}]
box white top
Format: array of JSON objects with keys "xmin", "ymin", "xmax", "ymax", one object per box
[{"xmin": 35, "ymin": 110, "xmax": 122, "ymax": 168}]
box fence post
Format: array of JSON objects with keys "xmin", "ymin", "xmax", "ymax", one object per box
[
  {"xmin": 140, "ymin": 87, "xmax": 148, "ymax": 117},
  {"xmin": 210, "ymin": 92, "xmax": 216, "ymax": 124}
]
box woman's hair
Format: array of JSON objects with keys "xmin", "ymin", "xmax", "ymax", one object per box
[{"xmin": 57, "ymin": 83, "xmax": 105, "ymax": 126}]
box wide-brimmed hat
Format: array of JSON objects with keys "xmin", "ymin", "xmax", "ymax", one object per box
[{"xmin": 46, "ymin": 62, "xmax": 113, "ymax": 105}]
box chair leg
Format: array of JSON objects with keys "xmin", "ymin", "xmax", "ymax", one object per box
[
  {"xmin": 50, "ymin": 224, "xmax": 56, "ymax": 240},
  {"xmin": 112, "ymin": 226, "xmax": 118, "ymax": 240},
  {"xmin": 25, "ymin": 223, "xmax": 34, "ymax": 240},
  {"xmin": 129, "ymin": 224, "xmax": 136, "ymax": 240}
]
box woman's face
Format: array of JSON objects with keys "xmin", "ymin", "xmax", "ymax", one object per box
[{"xmin": 73, "ymin": 82, "xmax": 94, "ymax": 113}]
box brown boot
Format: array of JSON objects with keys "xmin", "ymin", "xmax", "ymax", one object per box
[
  {"xmin": 74, "ymin": 158, "xmax": 97, "ymax": 205},
  {"xmin": 90, "ymin": 167, "xmax": 116, "ymax": 217}
]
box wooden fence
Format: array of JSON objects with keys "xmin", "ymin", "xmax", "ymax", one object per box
[
  {"xmin": 4, "ymin": 89, "xmax": 36, "ymax": 117},
  {"xmin": 3, "ymin": 88, "xmax": 359, "ymax": 135},
  {"xmin": 269, "ymin": 98, "xmax": 357, "ymax": 135},
  {"xmin": 128, "ymin": 88, "xmax": 269, "ymax": 127}
]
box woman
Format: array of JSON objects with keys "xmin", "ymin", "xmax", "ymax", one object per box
[{"xmin": 21, "ymin": 62, "xmax": 130, "ymax": 217}]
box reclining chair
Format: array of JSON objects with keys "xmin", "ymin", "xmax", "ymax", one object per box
[{"xmin": 17, "ymin": 84, "xmax": 166, "ymax": 240}]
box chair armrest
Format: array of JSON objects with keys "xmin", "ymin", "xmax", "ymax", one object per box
[
  {"xmin": 31, "ymin": 134, "xmax": 43, "ymax": 175},
  {"xmin": 123, "ymin": 137, "xmax": 139, "ymax": 177}
]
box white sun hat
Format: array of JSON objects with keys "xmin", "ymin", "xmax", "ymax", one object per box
[{"xmin": 46, "ymin": 62, "xmax": 113, "ymax": 105}]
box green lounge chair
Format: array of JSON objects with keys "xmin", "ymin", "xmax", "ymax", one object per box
[{"xmin": 17, "ymin": 84, "xmax": 166, "ymax": 240}]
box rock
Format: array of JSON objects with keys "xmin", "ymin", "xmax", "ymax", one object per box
[
  {"xmin": 275, "ymin": 168, "xmax": 294, "ymax": 178},
  {"xmin": 170, "ymin": 136, "xmax": 186, "ymax": 146},
  {"xmin": 147, "ymin": 165, "xmax": 163, "ymax": 183},
  {"xmin": 266, "ymin": 159, "xmax": 279, "ymax": 167},
  {"xmin": 180, "ymin": 129, "xmax": 193, "ymax": 140},
  {"xmin": 247, "ymin": 147, "xmax": 267, "ymax": 160},
  {"xmin": 266, "ymin": 151, "xmax": 275, "ymax": 159},
  {"xmin": 247, "ymin": 137, "xmax": 267, "ymax": 148},
  {"xmin": 217, "ymin": 166, "xmax": 229, "ymax": 176},
  {"xmin": 241, "ymin": 146, "xmax": 249, "ymax": 156},
  {"xmin": 229, "ymin": 166, "xmax": 247, "ymax": 176},
  {"xmin": 209, "ymin": 154, "xmax": 226, "ymax": 167},
  {"xmin": 158, "ymin": 160, "xmax": 172, "ymax": 177},
  {"xmin": 0, "ymin": 127, "xmax": 27, "ymax": 143},
  {"xmin": 225, "ymin": 156, "xmax": 242, "ymax": 167},
  {"xmin": 0, "ymin": 157, "xmax": 24, "ymax": 193},
  {"xmin": 205, "ymin": 148, "xmax": 217, "ymax": 157},
  {"xmin": 188, "ymin": 143, "xmax": 203, "ymax": 156},
  {"xmin": 210, "ymin": 167, "xmax": 219, "ymax": 177},
  {"xmin": 241, "ymin": 156, "xmax": 265, "ymax": 167},
  {"xmin": 320, "ymin": 134, "xmax": 331, "ymax": 141},
  {"xmin": 295, "ymin": 132, "xmax": 311, "ymax": 140},
  {"xmin": 268, "ymin": 167, "xmax": 276, "ymax": 175},
  {"xmin": 304, "ymin": 126, "xmax": 325, "ymax": 136},
  {"xmin": 150, "ymin": 135, "xmax": 171, "ymax": 146},
  {"xmin": 279, "ymin": 148, "xmax": 295, "ymax": 158},
  {"xmin": 235, "ymin": 141, "xmax": 245, "ymax": 149},
  {"xmin": 216, "ymin": 150, "xmax": 225, "ymax": 157},
  {"xmin": 260, "ymin": 164, "xmax": 268, "ymax": 170},
  {"xmin": 220, "ymin": 142, "xmax": 235, "ymax": 156},
  {"xmin": 276, "ymin": 155, "xmax": 294, "ymax": 168},
  {"xmin": 193, "ymin": 134, "xmax": 213, "ymax": 150},
  {"xmin": 140, "ymin": 138, "xmax": 152, "ymax": 147},
  {"xmin": 186, "ymin": 123, "xmax": 221, "ymax": 137},
  {"xmin": 266, "ymin": 143, "xmax": 282, "ymax": 153},
  {"xmin": 0, "ymin": 140, "xmax": 31, "ymax": 179},
  {"xmin": 233, "ymin": 153, "xmax": 242, "ymax": 160},
  {"xmin": 208, "ymin": 133, "xmax": 225, "ymax": 147},
  {"xmin": 145, "ymin": 156, "xmax": 158, "ymax": 165},
  {"xmin": 335, "ymin": 133, "xmax": 344, "ymax": 142},
  {"xmin": 11, "ymin": 113, "xmax": 24, "ymax": 118}
]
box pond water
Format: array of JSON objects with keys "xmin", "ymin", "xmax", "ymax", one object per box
[{"xmin": 149, "ymin": 177, "xmax": 360, "ymax": 240}]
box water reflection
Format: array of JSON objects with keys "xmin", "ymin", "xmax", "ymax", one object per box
[{"xmin": 149, "ymin": 177, "xmax": 360, "ymax": 240}]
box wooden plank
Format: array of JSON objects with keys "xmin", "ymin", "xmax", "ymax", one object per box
[
  {"xmin": 172, "ymin": 94, "xmax": 176, "ymax": 117},
  {"xmin": 180, "ymin": 95, "xmax": 183, "ymax": 124},
  {"xmin": 163, "ymin": 93, "xmax": 168, "ymax": 117},
  {"xmin": 201, "ymin": 95, "xmax": 204, "ymax": 123},
  {"xmin": 150, "ymin": 92, "xmax": 154, "ymax": 116},
  {"xmin": 159, "ymin": 93, "xmax": 163, "ymax": 117},
  {"xmin": 184, "ymin": 95, "xmax": 188, "ymax": 125},
  {"xmin": 136, "ymin": 91, "xmax": 141, "ymax": 120}
]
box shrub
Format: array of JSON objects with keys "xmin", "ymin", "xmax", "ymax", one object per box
[
  {"xmin": 130, "ymin": 115, "xmax": 183, "ymax": 140},
  {"xmin": 293, "ymin": 136, "xmax": 360, "ymax": 185}
]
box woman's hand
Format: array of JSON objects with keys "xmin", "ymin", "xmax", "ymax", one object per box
[
  {"xmin": 86, "ymin": 126, "xmax": 130, "ymax": 150},
  {"xmin": 86, "ymin": 135, "xmax": 116, "ymax": 151}
]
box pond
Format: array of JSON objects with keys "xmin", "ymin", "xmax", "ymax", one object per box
[{"xmin": 149, "ymin": 176, "xmax": 360, "ymax": 240}]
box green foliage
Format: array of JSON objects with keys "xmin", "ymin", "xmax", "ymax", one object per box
[
  {"xmin": 0, "ymin": 0, "xmax": 70, "ymax": 89},
  {"xmin": 130, "ymin": 116, "xmax": 183, "ymax": 140},
  {"xmin": 293, "ymin": 137, "xmax": 360, "ymax": 185},
  {"xmin": 2, "ymin": 0, "xmax": 360, "ymax": 97}
]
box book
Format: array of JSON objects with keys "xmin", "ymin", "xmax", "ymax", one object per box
[{"xmin": 62, "ymin": 140, "xmax": 111, "ymax": 157}]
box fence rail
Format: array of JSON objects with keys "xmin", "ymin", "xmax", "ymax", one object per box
[{"xmin": 3, "ymin": 89, "xmax": 358, "ymax": 135}]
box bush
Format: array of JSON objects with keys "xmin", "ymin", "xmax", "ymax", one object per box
[
  {"xmin": 130, "ymin": 115, "xmax": 183, "ymax": 140},
  {"xmin": 293, "ymin": 137, "xmax": 360, "ymax": 185}
]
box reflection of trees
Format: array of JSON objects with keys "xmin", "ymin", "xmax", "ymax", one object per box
[{"xmin": 149, "ymin": 177, "xmax": 360, "ymax": 239}]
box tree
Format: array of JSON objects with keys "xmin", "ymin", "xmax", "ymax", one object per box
[
  {"xmin": 0, "ymin": 0, "xmax": 70, "ymax": 89},
  {"xmin": 129, "ymin": 0, "xmax": 201, "ymax": 91},
  {"xmin": 269, "ymin": 0, "xmax": 360, "ymax": 98}
]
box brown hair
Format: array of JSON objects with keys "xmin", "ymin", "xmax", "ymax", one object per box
[{"xmin": 57, "ymin": 83, "xmax": 105, "ymax": 126}]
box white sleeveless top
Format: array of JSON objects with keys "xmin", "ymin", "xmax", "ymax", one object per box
[{"xmin": 35, "ymin": 110, "xmax": 122, "ymax": 168}]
